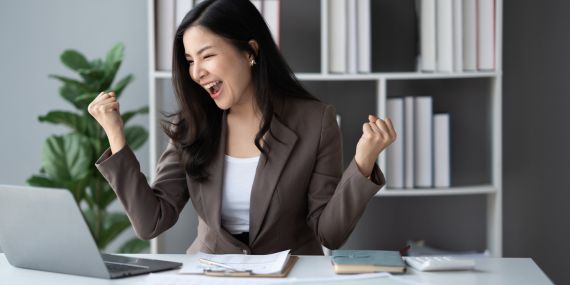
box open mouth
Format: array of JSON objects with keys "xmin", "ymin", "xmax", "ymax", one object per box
[{"xmin": 204, "ymin": 80, "xmax": 223, "ymax": 98}]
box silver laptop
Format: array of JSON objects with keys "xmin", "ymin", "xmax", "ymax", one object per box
[{"xmin": 0, "ymin": 185, "xmax": 182, "ymax": 279}]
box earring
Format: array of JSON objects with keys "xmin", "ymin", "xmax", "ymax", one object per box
[{"xmin": 250, "ymin": 58, "xmax": 256, "ymax": 66}]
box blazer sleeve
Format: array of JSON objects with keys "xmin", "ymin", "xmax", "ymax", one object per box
[
  {"xmin": 306, "ymin": 105, "xmax": 386, "ymax": 249},
  {"xmin": 95, "ymin": 141, "xmax": 189, "ymax": 240}
]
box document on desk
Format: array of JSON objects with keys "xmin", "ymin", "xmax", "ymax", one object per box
[{"xmin": 180, "ymin": 249, "xmax": 291, "ymax": 275}]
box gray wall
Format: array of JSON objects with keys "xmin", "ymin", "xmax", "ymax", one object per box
[
  {"xmin": 0, "ymin": 0, "xmax": 149, "ymax": 252},
  {"xmin": 503, "ymin": 1, "xmax": 570, "ymax": 284}
]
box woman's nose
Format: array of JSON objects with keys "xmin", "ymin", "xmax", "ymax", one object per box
[{"xmin": 191, "ymin": 62, "xmax": 207, "ymax": 82}]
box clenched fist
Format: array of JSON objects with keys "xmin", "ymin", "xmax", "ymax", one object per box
[
  {"xmin": 88, "ymin": 91, "xmax": 126, "ymax": 154},
  {"xmin": 354, "ymin": 115, "xmax": 397, "ymax": 177}
]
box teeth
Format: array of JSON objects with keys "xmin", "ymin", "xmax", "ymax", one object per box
[{"xmin": 204, "ymin": 81, "xmax": 220, "ymax": 89}]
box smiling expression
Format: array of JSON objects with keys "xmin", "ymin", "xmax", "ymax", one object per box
[{"xmin": 183, "ymin": 25, "xmax": 255, "ymax": 111}]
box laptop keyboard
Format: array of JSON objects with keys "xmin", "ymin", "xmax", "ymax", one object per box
[{"xmin": 105, "ymin": 261, "xmax": 148, "ymax": 273}]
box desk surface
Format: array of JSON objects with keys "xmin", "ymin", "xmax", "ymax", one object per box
[{"xmin": 0, "ymin": 253, "xmax": 552, "ymax": 285}]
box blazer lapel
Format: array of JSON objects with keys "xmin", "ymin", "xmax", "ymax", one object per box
[
  {"xmin": 199, "ymin": 112, "xmax": 226, "ymax": 231},
  {"xmin": 249, "ymin": 115, "xmax": 298, "ymax": 246}
]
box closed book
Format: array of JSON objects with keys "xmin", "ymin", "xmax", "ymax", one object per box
[
  {"xmin": 419, "ymin": 0, "xmax": 436, "ymax": 72},
  {"xmin": 175, "ymin": 0, "xmax": 194, "ymax": 25},
  {"xmin": 329, "ymin": 0, "xmax": 347, "ymax": 73},
  {"xmin": 347, "ymin": 0, "xmax": 358, "ymax": 74},
  {"xmin": 434, "ymin": 113, "xmax": 451, "ymax": 187},
  {"xmin": 462, "ymin": 0, "xmax": 477, "ymax": 71},
  {"xmin": 356, "ymin": 0, "xmax": 371, "ymax": 73},
  {"xmin": 156, "ymin": 0, "xmax": 176, "ymax": 71},
  {"xmin": 331, "ymin": 250, "xmax": 406, "ymax": 274},
  {"xmin": 386, "ymin": 98, "xmax": 405, "ymax": 188},
  {"xmin": 436, "ymin": 0, "xmax": 453, "ymax": 72},
  {"xmin": 477, "ymin": 0, "xmax": 495, "ymax": 70},
  {"xmin": 404, "ymin": 96, "xmax": 415, "ymax": 188},
  {"xmin": 453, "ymin": 0, "xmax": 463, "ymax": 72},
  {"xmin": 414, "ymin": 96, "xmax": 433, "ymax": 188}
]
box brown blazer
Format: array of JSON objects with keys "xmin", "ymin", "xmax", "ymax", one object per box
[{"xmin": 96, "ymin": 98, "xmax": 385, "ymax": 255}]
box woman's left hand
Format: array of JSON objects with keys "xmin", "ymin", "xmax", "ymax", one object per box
[{"xmin": 354, "ymin": 115, "xmax": 397, "ymax": 177}]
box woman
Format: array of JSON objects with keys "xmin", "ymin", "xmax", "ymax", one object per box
[{"xmin": 89, "ymin": 0, "xmax": 396, "ymax": 255}]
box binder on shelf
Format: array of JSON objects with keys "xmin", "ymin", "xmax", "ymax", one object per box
[
  {"xmin": 477, "ymin": 0, "xmax": 495, "ymax": 70},
  {"xmin": 329, "ymin": 0, "xmax": 347, "ymax": 73},
  {"xmin": 419, "ymin": 0, "xmax": 436, "ymax": 72},
  {"xmin": 347, "ymin": 0, "xmax": 357, "ymax": 74},
  {"xmin": 414, "ymin": 96, "xmax": 433, "ymax": 188},
  {"xmin": 156, "ymin": 0, "xmax": 176, "ymax": 71},
  {"xmin": 453, "ymin": 0, "xmax": 463, "ymax": 72},
  {"xmin": 434, "ymin": 113, "xmax": 451, "ymax": 188},
  {"xmin": 462, "ymin": 0, "xmax": 477, "ymax": 71},
  {"xmin": 356, "ymin": 0, "xmax": 371, "ymax": 73},
  {"xmin": 386, "ymin": 98, "xmax": 405, "ymax": 189},
  {"xmin": 436, "ymin": 0, "xmax": 453, "ymax": 72},
  {"xmin": 404, "ymin": 97, "xmax": 415, "ymax": 188}
]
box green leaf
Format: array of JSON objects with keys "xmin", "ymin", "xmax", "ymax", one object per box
[
  {"xmin": 59, "ymin": 85, "xmax": 83, "ymax": 109},
  {"xmin": 38, "ymin": 111, "xmax": 86, "ymax": 133},
  {"xmin": 60, "ymin": 50, "xmax": 90, "ymax": 71},
  {"xmin": 99, "ymin": 212, "xmax": 131, "ymax": 249},
  {"xmin": 49, "ymin": 75, "xmax": 91, "ymax": 92},
  {"xmin": 118, "ymin": 238, "xmax": 150, "ymax": 253},
  {"xmin": 26, "ymin": 175, "xmax": 62, "ymax": 188},
  {"xmin": 124, "ymin": 126, "xmax": 148, "ymax": 151},
  {"xmin": 42, "ymin": 133, "xmax": 93, "ymax": 181},
  {"xmin": 78, "ymin": 68, "xmax": 106, "ymax": 87},
  {"xmin": 105, "ymin": 43, "xmax": 125, "ymax": 66},
  {"xmin": 73, "ymin": 92, "xmax": 99, "ymax": 109},
  {"xmin": 112, "ymin": 74, "xmax": 134, "ymax": 98},
  {"xmin": 122, "ymin": 106, "xmax": 149, "ymax": 125}
]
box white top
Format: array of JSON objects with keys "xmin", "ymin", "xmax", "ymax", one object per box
[{"xmin": 221, "ymin": 155, "xmax": 260, "ymax": 234}]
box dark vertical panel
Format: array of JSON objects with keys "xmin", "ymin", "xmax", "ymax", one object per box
[
  {"xmin": 280, "ymin": 0, "xmax": 320, "ymax": 72},
  {"xmin": 504, "ymin": 1, "xmax": 570, "ymax": 284}
]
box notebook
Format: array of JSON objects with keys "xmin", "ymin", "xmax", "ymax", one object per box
[
  {"xmin": 331, "ymin": 250, "xmax": 406, "ymax": 274},
  {"xmin": 0, "ymin": 185, "xmax": 182, "ymax": 279}
]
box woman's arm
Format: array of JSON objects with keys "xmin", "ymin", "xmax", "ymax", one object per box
[
  {"xmin": 306, "ymin": 105, "xmax": 393, "ymax": 249},
  {"xmin": 89, "ymin": 92, "xmax": 189, "ymax": 240}
]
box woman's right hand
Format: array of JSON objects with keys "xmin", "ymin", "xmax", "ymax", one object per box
[{"xmin": 88, "ymin": 91, "xmax": 126, "ymax": 154}]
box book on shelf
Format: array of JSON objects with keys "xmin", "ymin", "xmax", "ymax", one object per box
[
  {"xmin": 436, "ymin": 0, "xmax": 453, "ymax": 72},
  {"xmin": 434, "ymin": 113, "xmax": 451, "ymax": 188},
  {"xmin": 386, "ymin": 98, "xmax": 405, "ymax": 188},
  {"xmin": 156, "ymin": 0, "xmax": 175, "ymax": 71},
  {"xmin": 453, "ymin": 0, "xmax": 463, "ymax": 72},
  {"xmin": 419, "ymin": 0, "xmax": 436, "ymax": 72},
  {"xmin": 356, "ymin": 0, "xmax": 371, "ymax": 73},
  {"xmin": 462, "ymin": 0, "xmax": 477, "ymax": 71},
  {"xmin": 414, "ymin": 96, "xmax": 433, "ymax": 188},
  {"xmin": 347, "ymin": 0, "xmax": 358, "ymax": 74},
  {"xmin": 331, "ymin": 250, "xmax": 406, "ymax": 274},
  {"xmin": 328, "ymin": 0, "xmax": 347, "ymax": 73},
  {"xmin": 477, "ymin": 0, "xmax": 496, "ymax": 70},
  {"xmin": 404, "ymin": 96, "xmax": 415, "ymax": 188}
]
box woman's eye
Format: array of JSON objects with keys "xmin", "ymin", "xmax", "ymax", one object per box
[
  {"xmin": 204, "ymin": 54, "xmax": 214, "ymax": 59},
  {"xmin": 187, "ymin": 60, "xmax": 194, "ymax": 65}
]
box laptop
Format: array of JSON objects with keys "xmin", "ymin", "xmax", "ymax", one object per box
[{"xmin": 0, "ymin": 185, "xmax": 182, "ymax": 279}]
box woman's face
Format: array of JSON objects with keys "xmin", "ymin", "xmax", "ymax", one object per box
[{"xmin": 182, "ymin": 25, "xmax": 254, "ymax": 111}]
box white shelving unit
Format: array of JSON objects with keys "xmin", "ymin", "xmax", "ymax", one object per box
[{"xmin": 147, "ymin": 0, "xmax": 503, "ymax": 257}]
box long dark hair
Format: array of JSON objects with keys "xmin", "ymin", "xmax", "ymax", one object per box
[{"xmin": 164, "ymin": 0, "xmax": 317, "ymax": 182}]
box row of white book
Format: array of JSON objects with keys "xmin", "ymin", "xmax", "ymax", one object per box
[
  {"xmin": 386, "ymin": 97, "xmax": 451, "ymax": 189},
  {"xmin": 420, "ymin": 0, "xmax": 496, "ymax": 72},
  {"xmin": 156, "ymin": 0, "xmax": 280, "ymax": 71}
]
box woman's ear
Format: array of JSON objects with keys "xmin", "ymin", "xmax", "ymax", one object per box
[{"xmin": 248, "ymin": 39, "xmax": 259, "ymax": 57}]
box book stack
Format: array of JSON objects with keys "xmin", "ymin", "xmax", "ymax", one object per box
[
  {"xmin": 331, "ymin": 250, "xmax": 406, "ymax": 274},
  {"xmin": 155, "ymin": 0, "xmax": 281, "ymax": 71},
  {"xmin": 419, "ymin": 0, "xmax": 496, "ymax": 72},
  {"xmin": 328, "ymin": 0, "xmax": 372, "ymax": 73},
  {"xmin": 386, "ymin": 96, "xmax": 451, "ymax": 189}
]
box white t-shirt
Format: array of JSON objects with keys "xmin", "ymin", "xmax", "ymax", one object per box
[{"xmin": 221, "ymin": 155, "xmax": 260, "ymax": 234}]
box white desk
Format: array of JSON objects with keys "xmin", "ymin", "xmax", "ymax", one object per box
[{"xmin": 0, "ymin": 254, "xmax": 552, "ymax": 285}]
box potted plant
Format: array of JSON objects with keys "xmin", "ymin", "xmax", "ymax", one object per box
[{"xmin": 27, "ymin": 43, "xmax": 149, "ymax": 253}]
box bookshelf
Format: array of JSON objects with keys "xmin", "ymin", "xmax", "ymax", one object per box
[{"xmin": 147, "ymin": 0, "xmax": 503, "ymax": 257}]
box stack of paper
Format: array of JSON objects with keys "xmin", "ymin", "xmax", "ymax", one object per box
[{"xmin": 180, "ymin": 249, "xmax": 291, "ymax": 275}]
